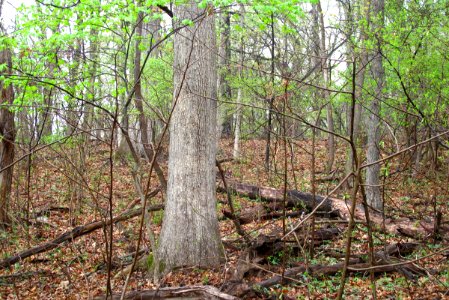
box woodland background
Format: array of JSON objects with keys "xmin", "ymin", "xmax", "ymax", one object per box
[{"xmin": 0, "ymin": 0, "xmax": 449, "ymax": 299}]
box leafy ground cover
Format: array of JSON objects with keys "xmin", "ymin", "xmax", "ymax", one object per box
[{"xmin": 0, "ymin": 139, "xmax": 448, "ymax": 299}]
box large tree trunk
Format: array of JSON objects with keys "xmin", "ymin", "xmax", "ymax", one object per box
[
  {"xmin": 157, "ymin": 2, "xmax": 222, "ymax": 272},
  {"xmin": 0, "ymin": 48, "xmax": 16, "ymax": 228},
  {"xmin": 366, "ymin": 0, "xmax": 384, "ymax": 210}
]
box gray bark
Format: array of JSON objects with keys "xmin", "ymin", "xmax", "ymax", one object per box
[
  {"xmin": 366, "ymin": 0, "xmax": 384, "ymax": 210},
  {"xmin": 233, "ymin": 5, "xmax": 245, "ymax": 160},
  {"xmin": 314, "ymin": 1, "xmax": 335, "ymax": 173},
  {"xmin": 344, "ymin": 0, "xmax": 366, "ymax": 185},
  {"xmin": 264, "ymin": 13, "xmax": 275, "ymax": 171},
  {"xmin": 157, "ymin": 2, "xmax": 222, "ymax": 272},
  {"xmin": 217, "ymin": 11, "xmax": 232, "ymax": 138},
  {"xmin": 233, "ymin": 88, "xmax": 242, "ymax": 160},
  {"xmin": 133, "ymin": 11, "xmax": 167, "ymax": 190},
  {"xmin": 38, "ymin": 23, "xmax": 58, "ymax": 140}
]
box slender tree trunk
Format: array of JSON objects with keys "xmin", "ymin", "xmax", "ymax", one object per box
[
  {"xmin": 83, "ymin": 26, "xmax": 99, "ymax": 150},
  {"xmin": 157, "ymin": 1, "xmax": 222, "ymax": 273},
  {"xmin": 218, "ymin": 11, "xmax": 232, "ymax": 138},
  {"xmin": 35, "ymin": 5, "xmax": 56, "ymax": 141},
  {"xmin": 0, "ymin": 49, "xmax": 16, "ymax": 228},
  {"xmin": 366, "ymin": 0, "xmax": 384, "ymax": 211},
  {"xmin": 40, "ymin": 64, "xmax": 53, "ymax": 140},
  {"xmin": 233, "ymin": 88, "xmax": 242, "ymax": 160},
  {"xmin": 133, "ymin": 11, "xmax": 167, "ymax": 190},
  {"xmin": 233, "ymin": 5, "xmax": 245, "ymax": 160},
  {"xmin": 344, "ymin": 0, "xmax": 366, "ymax": 187},
  {"xmin": 265, "ymin": 13, "xmax": 275, "ymax": 171},
  {"xmin": 315, "ymin": 1, "xmax": 335, "ymax": 173}
]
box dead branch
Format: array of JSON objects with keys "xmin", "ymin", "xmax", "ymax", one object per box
[
  {"xmin": 0, "ymin": 204, "xmax": 164, "ymax": 269},
  {"xmin": 94, "ymin": 285, "xmax": 238, "ymax": 300},
  {"xmin": 0, "ymin": 270, "xmax": 51, "ymax": 284}
]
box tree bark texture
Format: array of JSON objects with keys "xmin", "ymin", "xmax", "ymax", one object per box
[
  {"xmin": 366, "ymin": 0, "xmax": 384, "ymax": 210},
  {"xmin": 157, "ymin": 2, "xmax": 222, "ymax": 272},
  {"xmin": 233, "ymin": 88, "xmax": 242, "ymax": 159},
  {"xmin": 315, "ymin": 0, "xmax": 335, "ymax": 173},
  {"xmin": 264, "ymin": 13, "xmax": 275, "ymax": 171},
  {"xmin": 0, "ymin": 48, "xmax": 16, "ymax": 227},
  {"xmin": 344, "ymin": 0, "xmax": 366, "ymax": 186},
  {"xmin": 233, "ymin": 5, "xmax": 245, "ymax": 160},
  {"xmin": 218, "ymin": 11, "xmax": 232, "ymax": 138}
]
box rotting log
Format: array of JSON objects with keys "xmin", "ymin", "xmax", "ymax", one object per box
[
  {"xmin": 219, "ymin": 181, "xmax": 449, "ymax": 241},
  {"xmin": 227, "ymin": 243, "xmax": 424, "ymax": 298},
  {"xmin": 94, "ymin": 285, "xmax": 237, "ymax": 300},
  {"xmin": 222, "ymin": 205, "xmax": 303, "ymax": 225},
  {"xmin": 255, "ymin": 243, "xmax": 423, "ymax": 287},
  {"xmin": 250, "ymin": 227, "xmax": 341, "ymax": 258},
  {"xmin": 0, "ymin": 204, "xmax": 164, "ymax": 269},
  {"xmin": 217, "ymin": 181, "xmax": 334, "ymax": 212},
  {"xmin": 225, "ymin": 228, "xmax": 342, "ymax": 282}
]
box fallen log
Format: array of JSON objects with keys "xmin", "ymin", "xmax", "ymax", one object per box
[
  {"xmin": 217, "ymin": 181, "xmax": 331, "ymax": 211},
  {"xmin": 0, "ymin": 270, "xmax": 51, "ymax": 285},
  {"xmin": 221, "ymin": 181, "xmax": 448, "ymax": 241},
  {"xmin": 250, "ymin": 227, "xmax": 341, "ymax": 258},
  {"xmin": 222, "ymin": 207, "xmax": 303, "ymax": 225},
  {"xmin": 229, "ymin": 243, "xmax": 424, "ymax": 298},
  {"xmin": 0, "ymin": 204, "xmax": 164, "ymax": 269},
  {"xmin": 34, "ymin": 206, "xmax": 70, "ymax": 217},
  {"xmin": 94, "ymin": 285, "xmax": 237, "ymax": 300},
  {"xmin": 225, "ymin": 227, "xmax": 342, "ymax": 283},
  {"xmin": 257, "ymin": 243, "xmax": 423, "ymax": 286}
]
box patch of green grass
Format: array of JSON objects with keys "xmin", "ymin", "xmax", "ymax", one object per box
[
  {"xmin": 201, "ymin": 274, "xmax": 210, "ymax": 285},
  {"xmin": 305, "ymin": 273, "xmax": 339, "ymax": 296},
  {"xmin": 377, "ymin": 276, "xmax": 396, "ymax": 291},
  {"xmin": 146, "ymin": 253, "xmax": 154, "ymax": 269},
  {"xmin": 232, "ymin": 198, "xmax": 242, "ymax": 213},
  {"xmin": 151, "ymin": 211, "xmax": 164, "ymax": 225}
]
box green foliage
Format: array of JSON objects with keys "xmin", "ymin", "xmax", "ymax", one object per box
[
  {"xmin": 152, "ymin": 210, "xmax": 164, "ymax": 225},
  {"xmin": 302, "ymin": 272, "xmax": 340, "ymax": 296},
  {"xmin": 267, "ymin": 250, "xmax": 285, "ymax": 266},
  {"xmin": 146, "ymin": 253, "xmax": 154, "ymax": 269},
  {"xmin": 201, "ymin": 274, "xmax": 210, "ymax": 285}
]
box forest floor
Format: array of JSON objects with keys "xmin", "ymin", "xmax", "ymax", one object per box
[{"xmin": 0, "ymin": 138, "xmax": 448, "ymax": 299}]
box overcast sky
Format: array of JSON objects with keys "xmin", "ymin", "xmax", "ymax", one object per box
[{"xmin": 2, "ymin": 0, "xmax": 32, "ymax": 31}]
